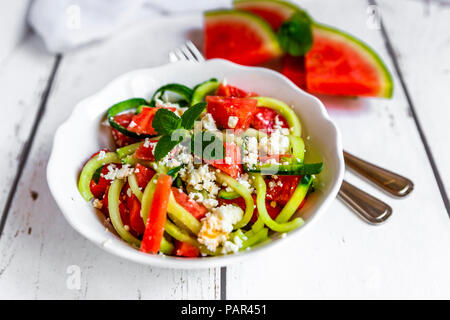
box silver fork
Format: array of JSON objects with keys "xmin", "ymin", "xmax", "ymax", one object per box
[{"xmin": 169, "ymin": 41, "xmax": 413, "ymax": 224}]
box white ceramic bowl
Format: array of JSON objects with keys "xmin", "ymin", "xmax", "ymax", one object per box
[{"xmin": 47, "ymin": 59, "xmax": 344, "ymax": 269}]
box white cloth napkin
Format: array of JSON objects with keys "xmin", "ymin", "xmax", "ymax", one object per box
[{"xmin": 28, "ymin": 0, "xmax": 230, "ymax": 53}]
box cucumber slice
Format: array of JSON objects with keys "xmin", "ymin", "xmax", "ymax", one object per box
[
  {"xmin": 218, "ymin": 189, "xmax": 241, "ymax": 200},
  {"xmin": 191, "ymin": 78, "xmax": 220, "ymax": 105},
  {"xmin": 245, "ymin": 162, "xmax": 323, "ymax": 175},
  {"xmin": 107, "ymin": 98, "xmax": 152, "ymax": 139},
  {"xmin": 148, "ymin": 83, "xmax": 193, "ymax": 109}
]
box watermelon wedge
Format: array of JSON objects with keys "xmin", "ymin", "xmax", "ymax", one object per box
[
  {"xmin": 204, "ymin": 10, "xmax": 282, "ymax": 66},
  {"xmin": 233, "ymin": 0, "xmax": 300, "ymax": 31},
  {"xmin": 305, "ymin": 24, "xmax": 393, "ymax": 98}
]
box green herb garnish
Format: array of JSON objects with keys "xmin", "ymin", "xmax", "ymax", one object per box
[
  {"xmin": 152, "ymin": 102, "xmax": 207, "ymax": 161},
  {"xmin": 277, "ymin": 11, "xmax": 313, "ymax": 56}
]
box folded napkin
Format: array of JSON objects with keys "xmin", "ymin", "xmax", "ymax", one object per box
[{"xmin": 28, "ymin": 0, "xmax": 230, "ymax": 53}]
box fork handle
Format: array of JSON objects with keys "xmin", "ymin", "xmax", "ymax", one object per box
[
  {"xmin": 344, "ymin": 151, "xmax": 414, "ymax": 197},
  {"xmin": 338, "ymin": 180, "xmax": 392, "ymax": 224}
]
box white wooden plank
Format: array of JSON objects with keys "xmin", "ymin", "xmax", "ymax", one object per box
[
  {"xmin": 0, "ymin": 34, "xmax": 55, "ymax": 220},
  {"xmin": 0, "ymin": 16, "xmax": 220, "ymax": 299},
  {"xmin": 378, "ymin": 0, "xmax": 450, "ymax": 202},
  {"xmin": 227, "ymin": 0, "xmax": 450, "ymax": 299}
]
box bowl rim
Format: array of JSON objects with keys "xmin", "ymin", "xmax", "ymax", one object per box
[{"xmin": 47, "ymin": 59, "xmax": 344, "ymax": 269}]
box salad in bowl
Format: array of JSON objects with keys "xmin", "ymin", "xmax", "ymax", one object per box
[{"xmin": 77, "ymin": 79, "xmax": 324, "ymax": 257}]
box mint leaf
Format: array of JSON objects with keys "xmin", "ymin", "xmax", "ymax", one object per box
[
  {"xmin": 277, "ymin": 11, "xmax": 313, "ymax": 56},
  {"xmin": 152, "ymin": 108, "xmax": 181, "ymax": 136},
  {"xmin": 154, "ymin": 134, "xmax": 183, "ymax": 161},
  {"xmin": 181, "ymin": 102, "xmax": 207, "ymax": 129},
  {"xmin": 167, "ymin": 165, "xmax": 183, "ymax": 179}
]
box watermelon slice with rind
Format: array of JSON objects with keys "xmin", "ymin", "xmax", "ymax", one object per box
[
  {"xmin": 204, "ymin": 10, "xmax": 282, "ymax": 66},
  {"xmin": 305, "ymin": 24, "xmax": 393, "ymax": 98},
  {"xmin": 233, "ymin": 0, "xmax": 300, "ymax": 31}
]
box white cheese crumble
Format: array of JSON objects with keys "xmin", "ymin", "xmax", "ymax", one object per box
[
  {"xmin": 160, "ymin": 144, "xmax": 193, "ymax": 168},
  {"xmin": 197, "ymin": 204, "xmax": 243, "ymax": 252},
  {"xmin": 201, "ymin": 113, "xmax": 217, "ymax": 131},
  {"xmin": 237, "ymin": 173, "xmax": 254, "ymax": 193},
  {"xmin": 97, "ymin": 150, "xmax": 106, "ymax": 160},
  {"xmin": 180, "ymin": 164, "xmax": 219, "ymax": 196},
  {"xmin": 242, "ymin": 136, "xmax": 259, "ymax": 168},
  {"xmin": 102, "ymin": 164, "xmax": 134, "ymax": 180},
  {"xmin": 227, "ymin": 116, "xmax": 239, "ymax": 129},
  {"xmin": 154, "ymin": 97, "xmax": 180, "ymax": 110},
  {"xmin": 259, "ymin": 129, "xmax": 290, "ymax": 156}
]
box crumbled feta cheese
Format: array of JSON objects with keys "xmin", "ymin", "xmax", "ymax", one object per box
[
  {"xmin": 128, "ymin": 120, "xmax": 137, "ymax": 128},
  {"xmin": 201, "ymin": 113, "xmax": 217, "ymax": 131},
  {"xmin": 159, "ymin": 144, "xmax": 193, "ymax": 168},
  {"xmin": 197, "ymin": 204, "xmax": 243, "ymax": 252},
  {"xmin": 202, "ymin": 198, "xmax": 219, "ymax": 210},
  {"xmin": 242, "ymin": 136, "xmax": 259, "ymax": 168},
  {"xmin": 154, "ymin": 97, "xmax": 180, "ymax": 110},
  {"xmin": 259, "ymin": 130, "xmax": 290, "ymax": 156},
  {"xmin": 237, "ymin": 173, "xmax": 254, "ymax": 193},
  {"xmin": 222, "ymin": 241, "xmax": 240, "ymax": 254},
  {"xmin": 180, "ymin": 164, "xmax": 219, "ymax": 196},
  {"xmin": 102, "ymin": 164, "xmax": 134, "ymax": 180},
  {"xmin": 126, "ymin": 188, "xmax": 132, "ymax": 197},
  {"xmin": 227, "ymin": 116, "xmax": 239, "ymax": 129},
  {"xmin": 97, "ymin": 150, "xmax": 106, "ymax": 160},
  {"xmin": 188, "ymin": 192, "xmax": 218, "ymax": 209}
]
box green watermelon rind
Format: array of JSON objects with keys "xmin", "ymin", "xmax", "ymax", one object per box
[
  {"xmin": 205, "ymin": 10, "xmax": 283, "ymax": 57},
  {"xmin": 312, "ymin": 23, "xmax": 394, "ymax": 98},
  {"xmin": 233, "ymin": 0, "xmax": 300, "ymax": 17}
]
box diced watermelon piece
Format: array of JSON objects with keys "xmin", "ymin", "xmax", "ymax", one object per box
[
  {"xmin": 207, "ymin": 142, "xmax": 243, "ymax": 178},
  {"xmin": 111, "ymin": 113, "xmax": 138, "ymax": 147},
  {"xmin": 206, "ymin": 96, "xmax": 257, "ymax": 131},
  {"xmin": 216, "ymin": 83, "xmax": 258, "ymax": 98},
  {"xmin": 251, "ymin": 107, "xmax": 289, "ymax": 134},
  {"xmin": 171, "ymin": 187, "xmax": 208, "ymax": 220},
  {"xmin": 265, "ymin": 175, "xmax": 300, "ymax": 205}
]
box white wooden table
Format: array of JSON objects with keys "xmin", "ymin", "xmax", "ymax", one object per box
[{"xmin": 1, "ymin": 0, "xmax": 449, "ymax": 299}]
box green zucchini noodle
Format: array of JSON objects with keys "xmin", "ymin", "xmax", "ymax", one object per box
[
  {"xmin": 128, "ymin": 174, "xmax": 143, "ymax": 201},
  {"xmin": 215, "ymin": 171, "xmax": 255, "ymax": 229},
  {"xmin": 164, "ymin": 220, "xmax": 198, "ymax": 247},
  {"xmin": 140, "ymin": 174, "xmax": 159, "ymax": 224},
  {"xmin": 275, "ymin": 178, "xmax": 312, "ymax": 224},
  {"xmin": 167, "ymin": 193, "xmax": 202, "ymax": 234},
  {"xmin": 251, "ymin": 174, "xmax": 305, "ymax": 233},
  {"xmin": 254, "ymin": 97, "xmax": 302, "ymax": 137},
  {"xmin": 289, "ymin": 135, "xmax": 305, "ymax": 162},
  {"xmin": 240, "ymin": 228, "xmax": 269, "ymax": 251},
  {"xmin": 116, "ymin": 141, "xmax": 143, "ymax": 159},
  {"xmin": 78, "ymin": 152, "xmax": 121, "ymax": 201},
  {"xmin": 160, "ymin": 236, "xmax": 175, "ymax": 255},
  {"xmin": 108, "ymin": 179, "xmax": 141, "ymax": 247}
]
